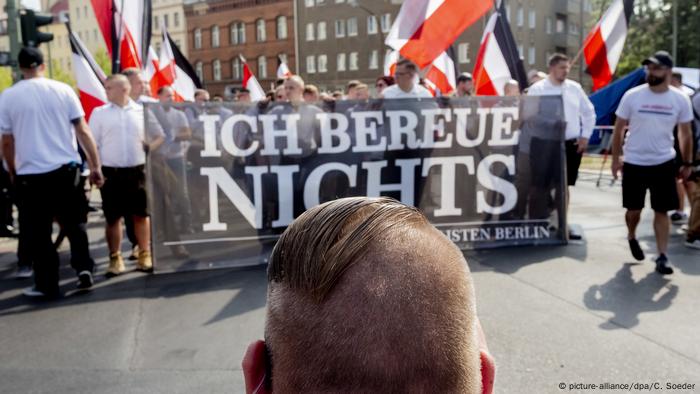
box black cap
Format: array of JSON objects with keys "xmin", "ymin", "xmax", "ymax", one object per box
[
  {"xmin": 642, "ymin": 51, "xmax": 673, "ymax": 68},
  {"xmin": 18, "ymin": 47, "xmax": 44, "ymax": 69},
  {"xmin": 457, "ymin": 72, "xmax": 473, "ymax": 83}
]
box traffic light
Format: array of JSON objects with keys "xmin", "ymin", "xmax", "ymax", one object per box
[
  {"xmin": 0, "ymin": 52, "xmax": 13, "ymax": 67},
  {"xmin": 20, "ymin": 9, "xmax": 54, "ymax": 47}
]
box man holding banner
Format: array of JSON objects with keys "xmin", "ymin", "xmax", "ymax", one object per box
[{"xmin": 527, "ymin": 53, "xmax": 596, "ymax": 240}]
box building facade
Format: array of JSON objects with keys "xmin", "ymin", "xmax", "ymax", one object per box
[
  {"xmin": 67, "ymin": 0, "xmax": 107, "ymax": 56},
  {"xmin": 151, "ymin": 0, "xmax": 188, "ymax": 56},
  {"xmin": 296, "ymin": 0, "xmax": 593, "ymax": 92},
  {"xmin": 185, "ymin": 0, "xmax": 295, "ymax": 97}
]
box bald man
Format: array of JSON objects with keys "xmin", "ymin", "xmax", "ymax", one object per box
[
  {"xmin": 89, "ymin": 75, "xmax": 165, "ymax": 275},
  {"xmin": 243, "ymin": 197, "xmax": 495, "ymax": 393}
]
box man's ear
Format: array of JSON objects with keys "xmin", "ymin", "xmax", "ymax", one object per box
[
  {"xmin": 242, "ymin": 340, "xmax": 270, "ymax": 394},
  {"xmin": 480, "ymin": 349, "xmax": 495, "ymax": 394}
]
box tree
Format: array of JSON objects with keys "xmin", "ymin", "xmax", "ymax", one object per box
[
  {"xmin": 49, "ymin": 60, "xmax": 75, "ymax": 87},
  {"xmin": 0, "ymin": 68, "xmax": 13, "ymax": 92},
  {"xmin": 94, "ymin": 48, "xmax": 112, "ymax": 76}
]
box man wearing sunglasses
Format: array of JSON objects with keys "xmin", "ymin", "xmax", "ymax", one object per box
[
  {"xmin": 611, "ymin": 51, "xmax": 694, "ymax": 274},
  {"xmin": 242, "ymin": 197, "xmax": 496, "ymax": 393},
  {"xmin": 381, "ymin": 59, "xmax": 433, "ymax": 99}
]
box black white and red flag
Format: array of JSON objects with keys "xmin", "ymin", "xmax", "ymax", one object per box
[{"xmin": 67, "ymin": 23, "xmax": 107, "ymax": 121}]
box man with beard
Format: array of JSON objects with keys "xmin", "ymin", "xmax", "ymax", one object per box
[{"xmin": 612, "ymin": 51, "xmax": 694, "ymax": 274}]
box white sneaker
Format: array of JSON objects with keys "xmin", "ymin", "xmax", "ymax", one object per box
[
  {"xmin": 686, "ymin": 239, "xmax": 700, "ymax": 250},
  {"xmin": 15, "ymin": 266, "xmax": 33, "ymax": 279},
  {"xmin": 22, "ymin": 286, "xmax": 47, "ymax": 298}
]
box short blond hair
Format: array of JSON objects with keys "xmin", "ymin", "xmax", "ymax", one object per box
[{"xmin": 266, "ymin": 197, "xmax": 482, "ymax": 393}]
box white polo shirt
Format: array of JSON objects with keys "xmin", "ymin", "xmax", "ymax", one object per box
[
  {"xmin": 89, "ymin": 100, "xmax": 165, "ymax": 168},
  {"xmin": 382, "ymin": 84, "xmax": 433, "ymax": 99},
  {"xmin": 527, "ymin": 77, "xmax": 597, "ymax": 140},
  {"xmin": 0, "ymin": 78, "xmax": 84, "ymax": 175}
]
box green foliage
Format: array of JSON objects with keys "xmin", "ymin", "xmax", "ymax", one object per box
[
  {"xmin": 94, "ymin": 48, "xmax": 112, "ymax": 76},
  {"xmin": 0, "ymin": 68, "xmax": 13, "ymax": 92},
  {"xmin": 49, "ymin": 60, "xmax": 76, "ymax": 87}
]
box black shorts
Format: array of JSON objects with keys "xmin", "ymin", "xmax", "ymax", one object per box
[
  {"xmin": 100, "ymin": 165, "xmax": 149, "ymax": 224},
  {"xmin": 622, "ymin": 160, "xmax": 679, "ymax": 212},
  {"xmin": 529, "ymin": 138, "xmax": 580, "ymax": 188},
  {"xmin": 565, "ymin": 139, "xmax": 583, "ymax": 186}
]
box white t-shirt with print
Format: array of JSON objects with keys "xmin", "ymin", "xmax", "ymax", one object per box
[
  {"xmin": 0, "ymin": 78, "xmax": 84, "ymax": 175},
  {"xmin": 615, "ymin": 84, "xmax": 693, "ymax": 166}
]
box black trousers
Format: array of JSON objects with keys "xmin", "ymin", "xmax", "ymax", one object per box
[{"xmin": 16, "ymin": 165, "xmax": 94, "ymax": 295}]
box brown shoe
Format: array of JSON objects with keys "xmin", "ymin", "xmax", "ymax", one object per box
[
  {"xmin": 106, "ymin": 253, "xmax": 125, "ymax": 277},
  {"xmin": 137, "ymin": 250, "xmax": 153, "ymax": 272}
]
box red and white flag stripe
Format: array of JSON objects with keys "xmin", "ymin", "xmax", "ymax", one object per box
[
  {"xmin": 90, "ymin": 0, "xmax": 151, "ymax": 72},
  {"xmin": 384, "ymin": 49, "xmax": 399, "ymax": 77},
  {"xmin": 277, "ymin": 57, "xmax": 292, "ymax": 79},
  {"xmin": 472, "ymin": 1, "xmax": 528, "ymax": 96},
  {"xmin": 153, "ymin": 25, "xmax": 202, "ymax": 102},
  {"xmin": 67, "ymin": 23, "xmax": 107, "ymax": 121},
  {"xmin": 424, "ymin": 49, "xmax": 457, "ymax": 95},
  {"xmin": 583, "ymin": 0, "xmax": 634, "ymax": 90},
  {"xmin": 385, "ymin": 0, "xmax": 492, "ymax": 68},
  {"xmin": 241, "ymin": 56, "xmax": 266, "ymax": 102}
]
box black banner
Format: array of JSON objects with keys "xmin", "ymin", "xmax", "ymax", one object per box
[{"xmin": 145, "ymin": 96, "xmax": 566, "ymax": 272}]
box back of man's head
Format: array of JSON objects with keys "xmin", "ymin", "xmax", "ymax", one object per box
[{"xmin": 243, "ymin": 197, "xmax": 494, "ymax": 393}]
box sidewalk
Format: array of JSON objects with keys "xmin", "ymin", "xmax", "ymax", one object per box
[{"xmin": 0, "ymin": 182, "xmax": 698, "ymax": 393}]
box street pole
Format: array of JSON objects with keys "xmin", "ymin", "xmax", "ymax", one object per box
[
  {"xmin": 579, "ymin": 0, "xmax": 584, "ymax": 83},
  {"xmin": 6, "ymin": 0, "xmax": 21, "ymax": 82},
  {"xmin": 672, "ymin": 0, "xmax": 677, "ymax": 60}
]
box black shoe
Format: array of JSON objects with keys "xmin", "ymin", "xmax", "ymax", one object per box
[
  {"xmin": 655, "ymin": 254, "xmax": 673, "ymax": 275},
  {"xmin": 569, "ymin": 231, "xmax": 582, "ymax": 241},
  {"xmin": 628, "ymin": 239, "xmax": 645, "ymax": 261},
  {"xmin": 77, "ymin": 271, "xmax": 94, "ymax": 290}
]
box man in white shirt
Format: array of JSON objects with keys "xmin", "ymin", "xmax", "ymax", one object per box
[
  {"xmin": 611, "ymin": 51, "xmax": 694, "ymax": 274},
  {"xmin": 687, "ymin": 91, "xmax": 700, "ymax": 249},
  {"xmin": 90, "ymin": 75, "xmax": 165, "ymax": 276},
  {"xmin": 381, "ymin": 60, "xmax": 433, "ymax": 99},
  {"xmin": 0, "ymin": 47, "xmax": 104, "ymax": 297},
  {"xmin": 527, "ymin": 53, "xmax": 596, "ymax": 240}
]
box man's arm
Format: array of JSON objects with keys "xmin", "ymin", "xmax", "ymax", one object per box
[
  {"xmin": 578, "ymin": 88, "xmax": 597, "ymax": 153},
  {"xmin": 677, "ymin": 122, "xmax": 693, "ymax": 179},
  {"xmin": 149, "ymin": 135, "xmax": 165, "ymax": 152},
  {"xmin": 73, "ymin": 118, "xmax": 104, "ymax": 187},
  {"xmin": 611, "ymin": 117, "xmax": 628, "ymax": 180},
  {"xmin": 2, "ymin": 135, "xmax": 15, "ymax": 179}
]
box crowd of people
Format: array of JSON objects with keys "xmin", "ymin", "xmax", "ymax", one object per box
[{"xmin": 0, "ymin": 45, "xmax": 698, "ymax": 301}]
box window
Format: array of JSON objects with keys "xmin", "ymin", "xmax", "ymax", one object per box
[
  {"xmin": 75, "ymin": 7, "xmax": 80, "ymax": 20},
  {"xmin": 154, "ymin": 15, "xmax": 159, "ymax": 28},
  {"xmin": 317, "ymin": 22, "xmax": 327, "ymax": 40},
  {"xmin": 231, "ymin": 22, "xmax": 245, "ymax": 44},
  {"xmin": 380, "ymin": 13, "xmax": 391, "ymax": 33},
  {"xmin": 369, "ymin": 50, "xmax": 378, "ymax": 70},
  {"xmin": 556, "ymin": 14, "xmax": 566, "ymax": 33},
  {"xmin": 305, "ymin": 0, "xmax": 314, "ymax": 7},
  {"xmin": 347, "ymin": 17, "xmax": 358, "ymax": 36},
  {"xmin": 306, "ymin": 23, "xmax": 315, "ymax": 41},
  {"xmin": 528, "ymin": 10, "xmax": 536, "ymax": 29},
  {"xmin": 316, "ymin": 0, "xmax": 326, "ymax": 4},
  {"xmin": 212, "ymin": 25, "xmax": 220, "ymax": 48},
  {"xmin": 194, "ymin": 28, "xmax": 202, "ymax": 49},
  {"xmin": 164, "ymin": 14, "xmax": 169, "ymax": 28},
  {"xmin": 516, "ymin": 6, "xmax": 523, "ymax": 27},
  {"xmin": 213, "ymin": 59, "xmax": 221, "ymax": 81},
  {"xmin": 306, "ymin": 55, "xmax": 316, "ymax": 73},
  {"xmin": 277, "ymin": 16, "xmax": 288, "ymax": 39},
  {"xmin": 458, "ymin": 43, "xmax": 470, "ymax": 64},
  {"xmin": 174, "ymin": 12, "xmax": 180, "ymax": 27},
  {"xmin": 546, "ymin": 17, "xmax": 552, "ymax": 34},
  {"xmin": 83, "ymin": 6, "xmax": 88, "ymax": 18},
  {"xmin": 318, "ymin": 55, "xmax": 328, "ymax": 73},
  {"xmin": 337, "ymin": 53, "xmax": 346, "ymax": 71},
  {"xmin": 256, "ymin": 19, "xmax": 266, "ymax": 42},
  {"xmin": 517, "ymin": 45, "xmax": 523, "ymax": 58},
  {"xmin": 258, "ymin": 56, "xmax": 267, "ymax": 79},
  {"xmin": 196, "ymin": 62, "xmax": 203, "ymax": 82},
  {"xmin": 232, "ymin": 58, "xmax": 242, "ymax": 80},
  {"xmin": 528, "ymin": 47, "xmax": 535, "ymax": 65},
  {"xmin": 93, "ymin": 29, "xmax": 98, "ymax": 42},
  {"xmin": 349, "ymin": 52, "xmax": 358, "ymax": 70},
  {"xmin": 367, "ymin": 15, "xmax": 378, "ymax": 35},
  {"xmin": 335, "ymin": 20, "xmax": 345, "ymax": 37},
  {"xmin": 569, "ymin": 22, "xmax": 579, "ymax": 35}
]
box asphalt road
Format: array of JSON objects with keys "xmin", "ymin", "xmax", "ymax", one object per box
[{"xmin": 0, "ymin": 177, "xmax": 698, "ymax": 393}]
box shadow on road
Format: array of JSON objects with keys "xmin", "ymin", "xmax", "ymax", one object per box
[
  {"xmin": 0, "ymin": 255, "xmax": 268, "ymax": 325},
  {"xmin": 465, "ymin": 243, "xmax": 588, "ymax": 274},
  {"xmin": 583, "ymin": 263, "xmax": 678, "ymax": 329}
]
